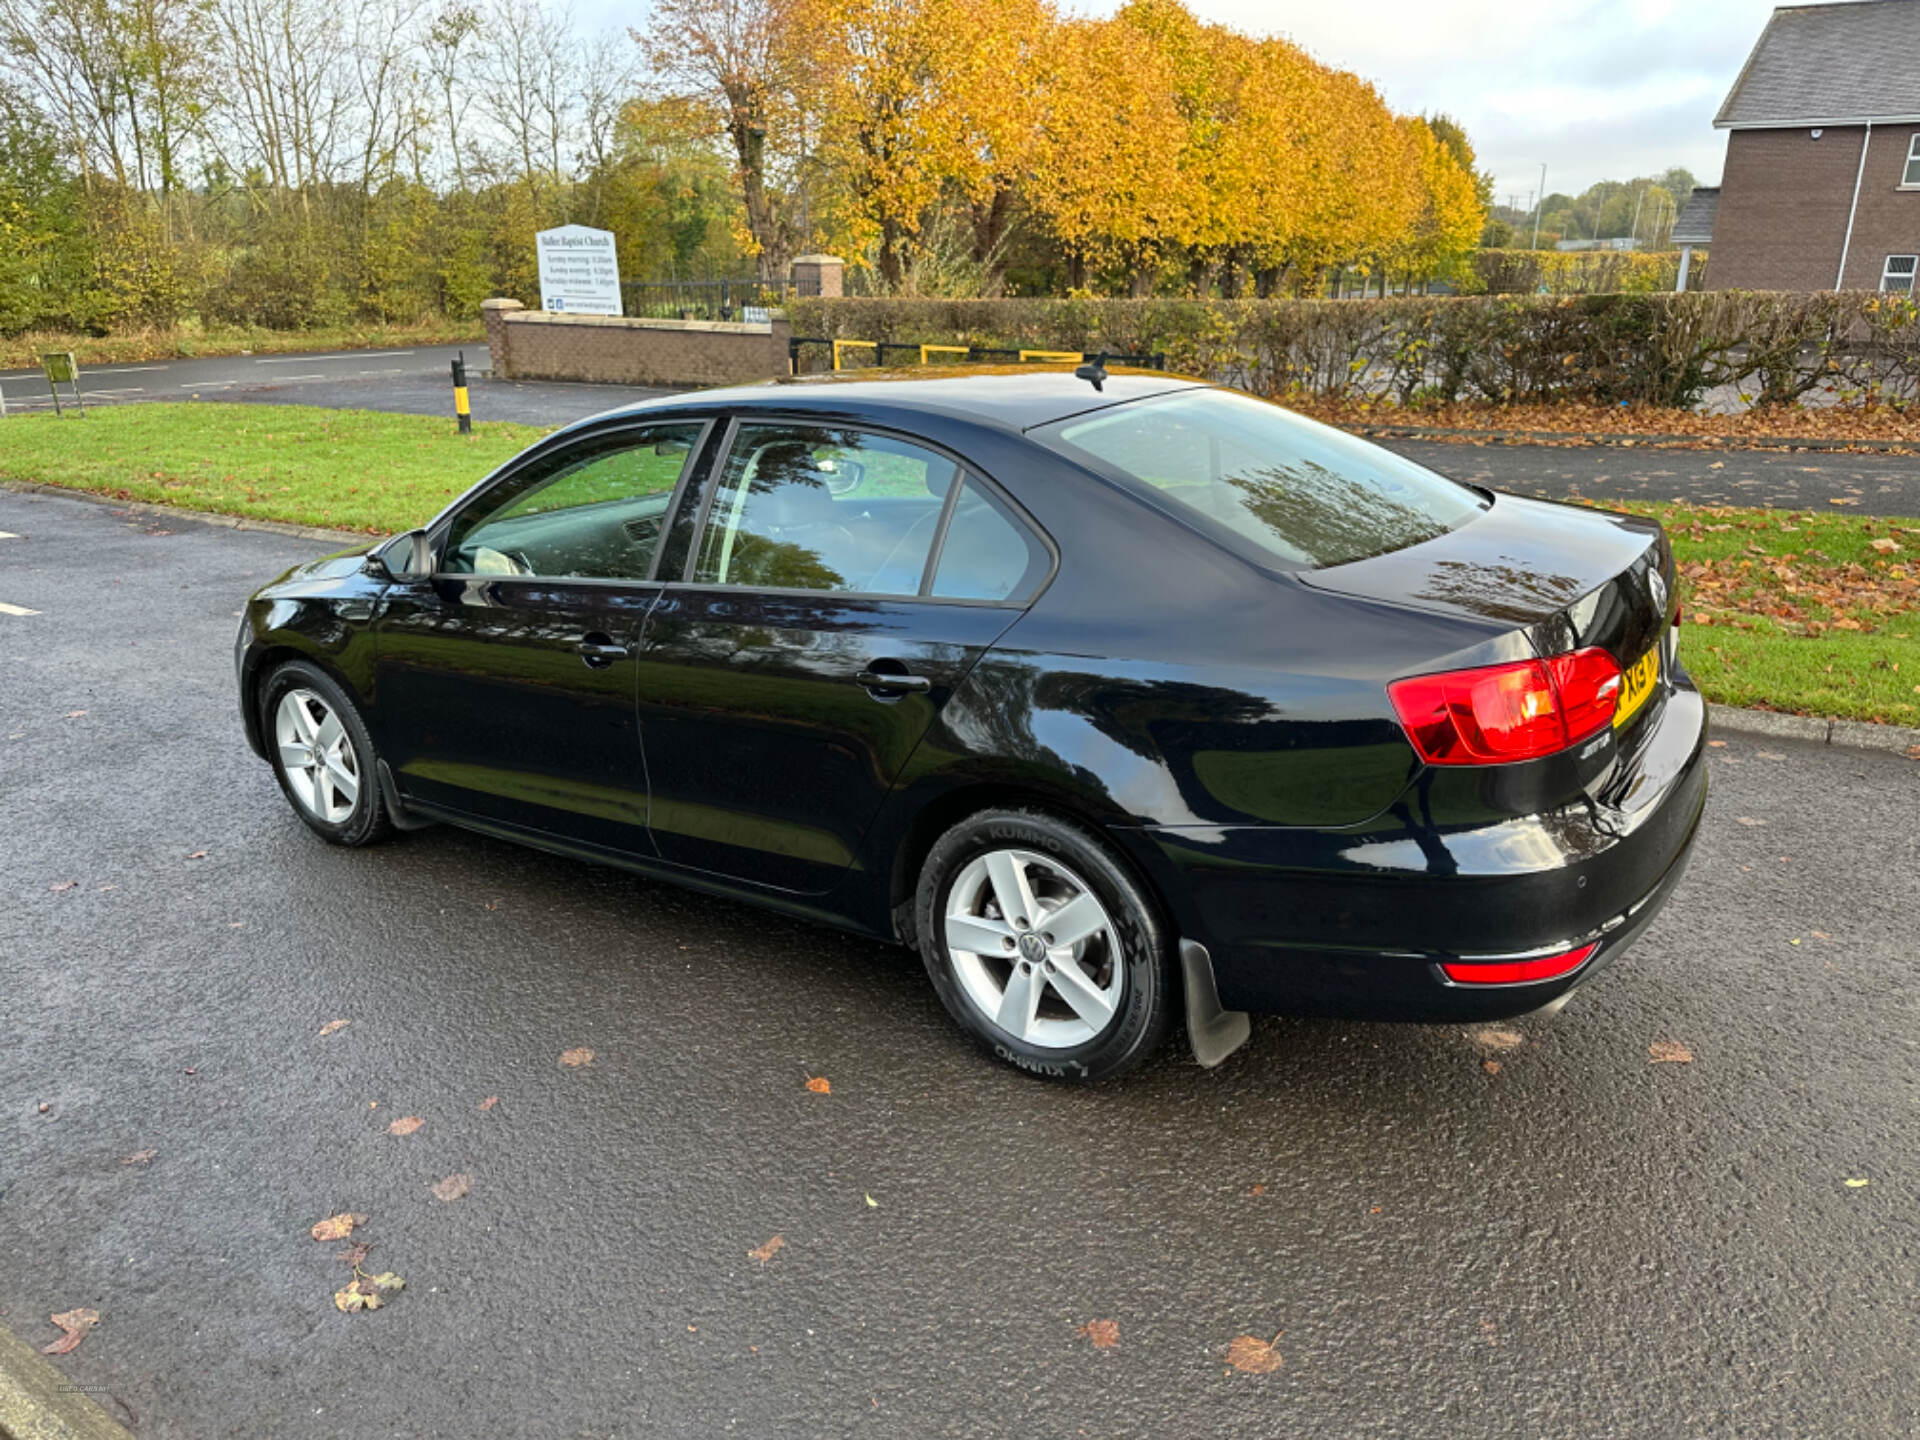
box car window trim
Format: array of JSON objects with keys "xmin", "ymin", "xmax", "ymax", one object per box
[
  {"xmin": 426, "ymin": 416, "xmax": 717, "ymax": 585},
  {"xmin": 676, "ymin": 414, "xmax": 1056, "ymax": 606}
]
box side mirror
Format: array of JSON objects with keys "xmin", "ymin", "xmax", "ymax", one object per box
[{"xmin": 370, "ymin": 528, "xmax": 435, "ymax": 581}]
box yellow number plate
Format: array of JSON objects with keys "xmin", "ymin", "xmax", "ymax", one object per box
[{"xmin": 1614, "ymin": 646, "xmax": 1661, "ymax": 729}]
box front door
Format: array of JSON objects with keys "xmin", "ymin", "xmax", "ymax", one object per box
[
  {"xmin": 637, "ymin": 420, "xmax": 1052, "ymax": 893},
  {"xmin": 372, "ymin": 419, "xmax": 708, "ymax": 855}
]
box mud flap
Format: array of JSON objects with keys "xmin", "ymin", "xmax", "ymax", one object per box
[
  {"xmin": 1180, "ymin": 939, "xmax": 1250, "ymax": 1068},
  {"xmin": 377, "ymin": 759, "xmax": 438, "ymax": 832}
]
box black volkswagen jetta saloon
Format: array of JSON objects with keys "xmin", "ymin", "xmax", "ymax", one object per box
[{"xmin": 237, "ymin": 369, "xmax": 1707, "ymax": 1081}]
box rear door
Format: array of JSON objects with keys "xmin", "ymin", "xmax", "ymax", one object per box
[
  {"xmin": 372, "ymin": 419, "xmax": 709, "ymax": 854},
  {"xmin": 636, "ymin": 419, "xmax": 1052, "ymax": 894}
]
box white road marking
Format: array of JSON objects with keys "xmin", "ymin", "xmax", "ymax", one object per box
[
  {"xmin": 181, "ymin": 382, "xmax": 236, "ymax": 389},
  {"xmin": 83, "ymin": 365, "xmax": 170, "ymax": 375},
  {"xmin": 0, "ymin": 601, "xmax": 41, "ymax": 616},
  {"xmin": 83, "ymin": 387, "xmax": 146, "ymax": 395},
  {"xmin": 357, "ymin": 368, "xmax": 406, "ymax": 375},
  {"xmin": 0, "ymin": 531, "xmax": 19, "ymax": 539},
  {"xmin": 254, "ymin": 350, "xmax": 414, "ymax": 364}
]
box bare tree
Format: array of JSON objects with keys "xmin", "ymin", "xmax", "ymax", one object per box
[{"xmin": 639, "ymin": 0, "xmax": 809, "ymax": 279}]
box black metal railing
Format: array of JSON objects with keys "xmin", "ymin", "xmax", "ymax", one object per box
[
  {"xmin": 787, "ymin": 339, "xmax": 1168, "ymax": 375},
  {"xmin": 620, "ymin": 274, "xmax": 819, "ymax": 322}
]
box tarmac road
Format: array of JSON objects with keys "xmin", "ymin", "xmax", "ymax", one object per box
[
  {"xmin": 0, "ymin": 344, "xmax": 670, "ymax": 428},
  {"xmin": 3, "ymin": 491, "xmax": 1920, "ymax": 1439}
]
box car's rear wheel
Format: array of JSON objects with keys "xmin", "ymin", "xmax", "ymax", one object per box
[
  {"xmin": 260, "ymin": 660, "xmax": 392, "ymax": 847},
  {"xmin": 915, "ymin": 809, "xmax": 1176, "ymax": 1082}
]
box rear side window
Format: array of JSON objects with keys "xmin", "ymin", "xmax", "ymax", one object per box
[
  {"xmin": 1037, "ymin": 389, "xmax": 1487, "ymax": 570},
  {"xmin": 931, "ymin": 480, "xmax": 1050, "ymax": 601}
]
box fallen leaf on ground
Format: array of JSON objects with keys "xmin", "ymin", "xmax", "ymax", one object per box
[
  {"xmin": 317, "ymin": 1019, "xmax": 350, "ymax": 1038},
  {"xmin": 748, "ymin": 1234, "xmax": 786, "ymax": 1264},
  {"xmin": 1225, "ymin": 1332, "xmax": 1283, "ymax": 1374},
  {"xmin": 430, "ymin": 1173, "xmax": 472, "ymax": 1203},
  {"xmin": 334, "ymin": 1272, "xmax": 404, "ymax": 1313},
  {"xmin": 1649, "ymin": 1041, "xmax": 1694, "ymax": 1064},
  {"xmin": 805, "ymin": 1076, "xmax": 830, "ymax": 1094},
  {"xmin": 187, "ymin": 850, "xmax": 208, "ymax": 860},
  {"xmin": 1079, "ymin": 1319, "xmax": 1120, "ymax": 1349},
  {"xmin": 1247, "ymin": 1183, "xmax": 1267, "ymax": 1197},
  {"xmin": 1470, "ymin": 1027, "xmax": 1524, "ymax": 1052},
  {"xmin": 559, "ymin": 1047, "xmax": 594, "ymax": 1068},
  {"xmin": 311, "ymin": 1212, "xmax": 368, "ymax": 1242},
  {"xmin": 63, "ymin": 710, "xmax": 86, "ymax": 719},
  {"xmin": 1870, "ymin": 537, "xmax": 1901, "ymax": 553},
  {"xmin": 1811, "ymin": 930, "xmax": 1832, "ymax": 940},
  {"xmin": 1482, "ymin": 1059, "xmax": 1502, "ymax": 1075},
  {"xmin": 1845, "ymin": 1177, "xmax": 1871, "ymax": 1188},
  {"xmin": 1735, "ymin": 816, "xmax": 1766, "ymax": 827},
  {"xmin": 48, "ymin": 880, "xmax": 77, "ymax": 892},
  {"xmin": 478, "ymin": 1095, "xmax": 498, "ymax": 1111},
  {"xmin": 1707, "ymin": 739, "xmax": 1727, "ymax": 748},
  {"xmin": 386, "ymin": 1115, "xmax": 423, "ymax": 1136},
  {"xmin": 864, "ymin": 1193, "xmax": 878, "ymax": 1208},
  {"xmin": 335, "ymin": 1241, "xmax": 372, "ymax": 1267},
  {"xmin": 42, "ymin": 1308, "xmax": 99, "ymax": 1356},
  {"xmin": 37, "ymin": 1102, "xmax": 50, "ymax": 1113},
  {"xmin": 122, "ymin": 1149, "xmax": 156, "ymax": 1166}
]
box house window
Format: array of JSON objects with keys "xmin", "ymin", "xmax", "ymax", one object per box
[
  {"xmin": 1883, "ymin": 256, "xmax": 1918, "ymax": 293},
  {"xmin": 1906, "ymin": 134, "xmax": 1920, "ymax": 187}
]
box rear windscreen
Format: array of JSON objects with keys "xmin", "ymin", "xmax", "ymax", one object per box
[{"xmin": 1037, "ymin": 388, "xmax": 1488, "ymax": 570}]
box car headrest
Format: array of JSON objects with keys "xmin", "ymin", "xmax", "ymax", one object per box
[
  {"xmin": 747, "ymin": 444, "xmax": 841, "ymax": 531},
  {"xmin": 925, "ymin": 460, "xmax": 959, "ymax": 500}
]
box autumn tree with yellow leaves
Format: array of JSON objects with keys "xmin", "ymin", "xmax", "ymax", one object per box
[{"xmin": 777, "ymin": 0, "xmax": 1486, "ymax": 295}]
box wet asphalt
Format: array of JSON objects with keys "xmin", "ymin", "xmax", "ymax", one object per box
[{"xmin": 3, "ymin": 487, "xmax": 1919, "ymax": 1437}]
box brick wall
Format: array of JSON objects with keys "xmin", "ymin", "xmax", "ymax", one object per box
[
  {"xmin": 487, "ymin": 307, "xmax": 793, "ymax": 387},
  {"xmin": 1711, "ymin": 125, "xmax": 1920, "ymax": 291}
]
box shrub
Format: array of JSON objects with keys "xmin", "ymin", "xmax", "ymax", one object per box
[{"xmin": 787, "ymin": 291, "xmax": 1920, "ymax": 411}]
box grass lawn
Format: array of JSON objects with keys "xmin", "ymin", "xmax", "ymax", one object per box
[
  {"xmin": 0, "ymin": 403, "xmax": 547, "ymax": 534},
  {"xmin": 2, "ymin": 403, "xmax": 1915, "ymax": 726}
]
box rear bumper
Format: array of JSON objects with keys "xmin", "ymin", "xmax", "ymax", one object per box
[{"xmin": 1121, "ymin": 685, "xmax": 1709, "ymax": 1023}]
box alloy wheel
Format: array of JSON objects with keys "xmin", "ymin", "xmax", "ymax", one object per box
[
  {"xmin": 943, "ymin": 848, "xmax": 1124, "ymax": 1049},
  {"xmin": 274, "ymin": 688, "xmax": 360, "ymax": 825}
]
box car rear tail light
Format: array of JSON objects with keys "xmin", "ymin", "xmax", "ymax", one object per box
[
  {"xmin": 1441, "ymin": 942, "xmax": 1600, "ymax": 985},
  {"xmin": 1388, "ymin": 648, "xmax": 1623, "ymax": 765},
  {"xmin": 1546, "ymin": 648, "xmax": 1624, "ymax": 743}
]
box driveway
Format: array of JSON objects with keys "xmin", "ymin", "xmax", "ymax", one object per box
[{"xmin": 3, "ymin": 494, "xmax": 1919, "ymax": 1437}]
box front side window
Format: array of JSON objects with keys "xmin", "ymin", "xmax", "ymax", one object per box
[
  {"xmin": 692, "ymin": 424, "xmax": 959, "ymax": 594},
  {"xmin": 443, "ymin": 424, "xmax": 702, "ymax": 579},
  {"xmin": 1904, "ymin": 134, "xmax": 1920, "ymax": 187},
  {"xmin": 1883, "ymin": 255, "xmax": 1918, "ymax": 294},
  {"xmin": 1036, "ymin": 388, "xmax": 1487, "ymax": 571}
]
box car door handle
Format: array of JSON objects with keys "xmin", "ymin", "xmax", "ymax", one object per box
[
  {"xmin": 855, "ymin": 668, "xmax": 932, "ymax": 694},
  {"xmin": 577, "ymin": 634, "xmax": 630, "ymax": 668}
]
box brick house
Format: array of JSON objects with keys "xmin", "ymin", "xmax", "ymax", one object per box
[{"xmin": 1708, "ymin": 0, "xmax": 1920, "ymax": 292}]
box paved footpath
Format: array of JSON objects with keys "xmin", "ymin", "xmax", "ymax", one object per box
[{"xmin": 2, "ymin": 486, "xmax": 1918, "ymax": 1437}]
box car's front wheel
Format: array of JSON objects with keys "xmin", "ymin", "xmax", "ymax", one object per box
[
  {"xmin": 260, "ymin": 660, "xmax": 392, "ymax": 847},
  {"xmin": 915, "ymin": 809, "xmax": 1177, "ymax": 1082}
]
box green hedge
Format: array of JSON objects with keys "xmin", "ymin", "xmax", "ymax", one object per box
[{"xmin": 788, "ymin": 291, "xmax": 1920, "ymax": 409}]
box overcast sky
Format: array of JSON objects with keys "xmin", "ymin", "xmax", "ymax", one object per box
[{"xmin": 1068, "ymin": 0, "xmax": 1794, "ymax": 200}]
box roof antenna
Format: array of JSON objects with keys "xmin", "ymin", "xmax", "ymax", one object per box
[{"xmin": 1074, "ymin": 353, "xmax": 1108, "ymax": 392}]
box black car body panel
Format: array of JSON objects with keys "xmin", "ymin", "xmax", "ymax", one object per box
[{"xmin": 239, "ymin": 371, "xmax": 1706, "ymax": 1034}]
